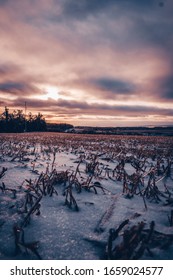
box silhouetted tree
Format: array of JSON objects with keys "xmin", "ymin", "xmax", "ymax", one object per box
[
  {"xmin": 0, "ymin": 107, "xmax": 47, "ymax": 133},
  {"xmin": 26, "ymin": 112, "xmax": 47, "ymax": 132}
]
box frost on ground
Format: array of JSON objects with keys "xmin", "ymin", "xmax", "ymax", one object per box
[{"xmin": 0, "ymin": 132, "xmax": 173, "ymax": 260}]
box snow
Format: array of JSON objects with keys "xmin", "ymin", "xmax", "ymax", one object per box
[{"xmin": 0, "ymin": 132, "xmax": 173, "ymax": 260}]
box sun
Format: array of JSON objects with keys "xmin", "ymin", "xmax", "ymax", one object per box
[{"xmin": 45, "ymin": 86, "xmax": 59, "ymax": 100}]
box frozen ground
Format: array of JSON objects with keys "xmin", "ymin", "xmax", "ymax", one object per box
[{"xmin": 0, "ymin": 132, "xmax": 173, "ymax": 260}]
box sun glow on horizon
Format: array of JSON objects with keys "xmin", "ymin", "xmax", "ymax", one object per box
[
  {"xmin": 34, "ymin": 85, "xmax": 60, "ymax": 101},
  {"xmin": 45, "ymin": 86, "xmax": 59, "ymax": 100}
]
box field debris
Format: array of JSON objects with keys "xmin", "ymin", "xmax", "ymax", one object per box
[{"xmin": 0, "ymin": 132, "xmax": 173, "ymax": 259}]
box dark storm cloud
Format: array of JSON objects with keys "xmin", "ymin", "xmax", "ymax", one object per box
[
  {"xmin": 11, "ymin": 97, "xmax": 55, "ymax": 109},
  {"xmin": 132, "ymin": 13, "xmax": 173, "ymax": 53},
  {"xmin": 91, "ymin": 77, "xmax": 136, "ymax": 95},
  {"xmin": 0, "ymin": 0, "xmax": 8, "ymax": 6},
  {"xmin": 0, "ymin": 81, "xmax": 39, "ymax": 95},
  {"xmin": 156, "ymin": 75, "xmax": 173, "ymax": 100},
  {"xmin": 62, "ymin": 0, "xmax": 156, "ymax": 19},
  {"xmin": 62, "ymin": 0, "xmax": 116, "ymax": 18},
  {"xmin": 59, "ymin": 100, "xmax": 173, "ymax": 117},
  {"xmin": 11, "ymin": 97, "xmax": 173, "ymax": 118}
]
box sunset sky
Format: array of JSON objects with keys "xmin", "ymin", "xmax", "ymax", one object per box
[{"xmin": 0, "ymin": 0, "xmax": 173, "ymax": 127}]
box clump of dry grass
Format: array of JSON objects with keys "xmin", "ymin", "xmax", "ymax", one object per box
[
  {"xmin": 13, "ymin": 225, "xmax": 41, "ymax": 259},
  {"xmin": 105, "ymin": 220, "xmax": 173, "ymax": 260},
  {"xmin": 0, "ymin": 167, "xmax": 7, "ymax": 179}
]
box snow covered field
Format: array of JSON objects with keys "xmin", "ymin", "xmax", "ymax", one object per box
[{"xmin": 0, "ymin": 132, "xmax": 173, "ymax": 260}]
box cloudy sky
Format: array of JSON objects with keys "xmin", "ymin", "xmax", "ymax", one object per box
[{"xmin": 0, "ymin": 0, "xmax": 173, "ymax": 126}]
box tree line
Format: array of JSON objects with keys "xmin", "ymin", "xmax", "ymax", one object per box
[{"xmin": 0, "ymin": 107, "xmax": 47, "ymax": 133}]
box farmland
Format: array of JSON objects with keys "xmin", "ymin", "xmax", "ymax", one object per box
[{"xmin": 0, "ymin": 132, "xmax": 173, "ymax": 260}]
